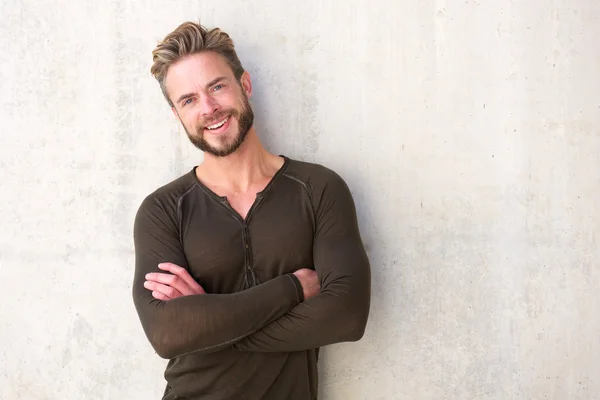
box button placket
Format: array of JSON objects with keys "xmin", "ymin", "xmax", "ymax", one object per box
[{"xmin": 243, "ymin": 225, "xmax": 256, "ymax": 285}]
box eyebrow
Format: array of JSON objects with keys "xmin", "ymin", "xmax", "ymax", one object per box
[{"xmin": 175, "ymin": 76, "xmax": 228, "ymax": 105}]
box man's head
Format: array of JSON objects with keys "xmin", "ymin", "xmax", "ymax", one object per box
[{"xmin": 151, "ymin": 22, "xmax": 254, "ymax": 157}]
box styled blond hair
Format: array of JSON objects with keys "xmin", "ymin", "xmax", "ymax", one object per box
[{"xmin": 151, "ymin": 21, "xmax": 245, "ymax": 106}]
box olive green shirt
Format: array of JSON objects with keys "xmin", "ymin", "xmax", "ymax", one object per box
[{"xmin": 132, "ymin": 157, "xmax": 371, "ymax": 400}]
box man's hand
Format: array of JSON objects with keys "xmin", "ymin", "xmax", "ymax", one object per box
[
  {"xmin": 144, "ymin": 262, "xmax": 206, "ymax": 300},
  {"xmin": 293, "ymin": 268, "xmax": 321, "ymax": 300}
]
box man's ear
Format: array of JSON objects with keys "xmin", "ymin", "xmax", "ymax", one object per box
[{"xmin": 240, "ymin": 71, "xmax": 252, "ymax": 98}]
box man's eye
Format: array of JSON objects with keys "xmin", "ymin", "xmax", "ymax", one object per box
[
  {"xmin": 213, "ymin": 84, "xmax": 223, "ymax": 91},
  {"xmin": 183, "ymin": 98, "xmax": 193, "ymax": 106}
]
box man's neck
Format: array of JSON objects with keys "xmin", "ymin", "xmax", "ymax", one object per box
[{"xmin": 196, "ymin": 129, "xmax": 284, "ymax": 195}]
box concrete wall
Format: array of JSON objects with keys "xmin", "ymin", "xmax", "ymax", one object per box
[{"xmin": 1, "ymin": 1, "xmax": 599, "ymax": 399}]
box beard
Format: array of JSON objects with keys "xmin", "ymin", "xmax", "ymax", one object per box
[{"xmin": 182, "ymin": 93, "xmax": 254, "ymax": 158}]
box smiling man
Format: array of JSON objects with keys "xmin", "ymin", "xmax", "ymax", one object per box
[{"xmin": 132, "ymin": 21, "xmax": 371, "ymax": 400}]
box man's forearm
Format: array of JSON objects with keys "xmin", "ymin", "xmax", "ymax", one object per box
[
  {"xmin": 133, "ymin": 273, "xmax": 303, "ymax": 358},
  {"xmin": 233, "ymin": 241, "xmax": 370, "ymax": 352}
]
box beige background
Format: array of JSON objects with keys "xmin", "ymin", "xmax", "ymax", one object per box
[{"xmin": 1, "ymin": 0, "xmax": 599, "ymax": 399}]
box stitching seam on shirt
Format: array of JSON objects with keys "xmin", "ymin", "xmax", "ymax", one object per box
[
  {"xmin": 176, "ymin": 183, "xmax": 198, "ymax": 246},
  {"xmin": 282, "ymin": 173, "xmax": 315, "ymax": 212},
  {"xmin": 282, "ymin": 173, "xmax": 317, "ymax": 232},
  {"xmin": 285, "ymin": 274, "xmax": 301, "ymax": 303}
]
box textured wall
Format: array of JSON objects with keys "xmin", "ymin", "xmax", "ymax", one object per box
[{"xmin": 1, "ymin": 1, "xmax": 599, "ymax": 399}]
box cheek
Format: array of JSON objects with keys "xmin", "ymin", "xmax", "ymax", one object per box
[
  {"xmin": 186, "ymin": 111, "xmax": 204, "ymax": 128},
  {"xmin": 179, "ymin": 114, "xmax": 201, "ymax": 133}
]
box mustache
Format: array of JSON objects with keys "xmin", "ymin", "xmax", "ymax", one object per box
[{"xmin": 199, "ymin": 109, "xmax": 239, "ymax": 131}]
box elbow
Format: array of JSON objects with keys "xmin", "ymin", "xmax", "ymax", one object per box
[
  {"xmin": 154, "ymin": 346, "xmax": 176, "ymax": 360},
  {"xmin": 149, "ymin": 335, "xmax": 178, "ymax": 359},
  {"xmin": 342, "ymin": 289, "xmax": 370, "ymax": 342},
  {"xmin": 328, "ymin": 283, "xmax": 370, "ymax": 342},
  {"xmin": 333, "ymin": 268, "xmax": 371, "ymax": 342},
  {"xmin": 144, "ymin": 323, "xmax": 182, "ymax": 359},
  {"xmin": 136, "ymin": 308, "xmax": 180, "ymax": 359},
  {"xmin": 348, "ymin": 323, "xmax": 367, "ymax": 342},
  {"xmin": 336, "ymin": 300, "xmax": 370, "ymax": 342},
  {"xmin": 343, "ymin": 311, "xmax": 368, "ymax": 342}
]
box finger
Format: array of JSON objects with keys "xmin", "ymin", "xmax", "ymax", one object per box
[
  {"xmin": 147, "ymin": 272, "xmax": 195, "ymax": 296},
  {"xmin": 144, "ymin": 280, "xmax": 184, "ymax": 299},
  {"xmin": 146, "ymin": 272, "xmax": 179, "ymax": 285},
  {"xmin": 147, "ymin": 271, "xmax": 192, "ymax": 293},
  {"xmin": 158, "ymin": 263, "xmax": 204, "ymax": 293},
  {"xmin": 158, "ymin": 262, "xmax": 186, "ymax": 274},
  {"xmin": 152, "ymin": 290, "xmax": 170, "ymax": 301},
  {"xmin": 158, "ymin": 262, "xmax": 197, "ymax": 287}
]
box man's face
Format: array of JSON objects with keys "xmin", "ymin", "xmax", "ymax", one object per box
[{"xmin": 165, "ymin": 52, "xmax": 254, "ymax": 157}]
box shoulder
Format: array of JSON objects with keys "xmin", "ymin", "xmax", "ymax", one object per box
[
  {"xmin": 282, "ymin": 157, "xmax": 354, "ymax": 205},
  {"xmin": 283, "ymin": 158, "xmax": 347, "ymax": 190},
  {"xmin": 136, "ymin": 169, "xmax": 198, "ymax": 218}
]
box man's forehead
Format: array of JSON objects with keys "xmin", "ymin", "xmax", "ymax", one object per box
[{"xmin": 169, "ymin": 53, "xmax": 232, "ymax": 83}]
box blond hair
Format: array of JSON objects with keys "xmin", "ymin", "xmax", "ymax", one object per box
[{"xmin": 151, "ymin": 21, "xmax": 245, "ymax": 106}]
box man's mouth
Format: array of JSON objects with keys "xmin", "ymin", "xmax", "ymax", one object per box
[{"xmin": 205, "ymin": 116, "xmax": 229, "ymax": 130}]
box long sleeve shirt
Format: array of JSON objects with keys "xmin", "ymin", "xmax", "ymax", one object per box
[{"xmin": 132, "ymin": 156, "xmax": 371, "ymax": 400}]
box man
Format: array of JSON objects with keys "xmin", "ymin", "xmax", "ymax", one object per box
[{"xmin": 132, "ymin": 21, "xmax": 371, "ymax": 400}]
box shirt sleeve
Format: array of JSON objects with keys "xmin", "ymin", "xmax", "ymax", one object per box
[
  {"xmin": 132, "ymin": 194, "xmax": 304, "ymax": 359},
  {"xmin": 232, "ymin": 171, "xmax": 371, "ymax": 352}
]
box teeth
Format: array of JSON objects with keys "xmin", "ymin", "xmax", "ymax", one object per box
[{"xmin": 207, "ymin": 117, "xmax": 228, "ymax": 130}]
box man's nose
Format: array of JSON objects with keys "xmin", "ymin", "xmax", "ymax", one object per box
[{"xmin": 200, "ymin": 94, "xmax": 220, "ymax": 116}]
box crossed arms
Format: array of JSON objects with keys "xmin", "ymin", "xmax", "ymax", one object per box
[{"xmin": 132, "ymin": 173, "xmax": 371, "ymax": 359}]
